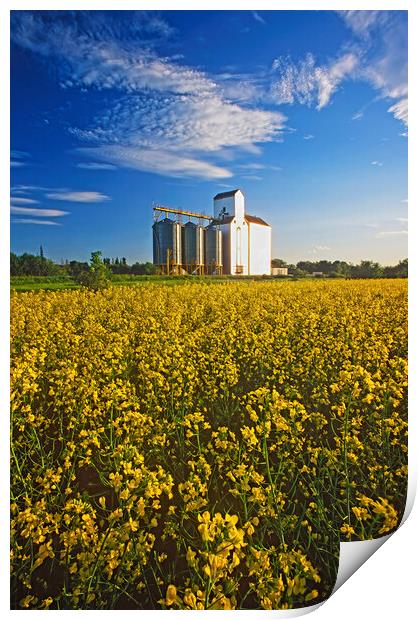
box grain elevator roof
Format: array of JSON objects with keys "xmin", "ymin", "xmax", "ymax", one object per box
[
  {"xmin": 245, "ymin": 214, "xmax": 270, "ymax": 227},
  {"xmin": 213, "ymin": 189, "xmax": 242, "ymax": 200}
]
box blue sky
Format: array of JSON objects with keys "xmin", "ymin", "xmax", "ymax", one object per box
[{"xmin": 10, "ymin": 9, "xmax": 407, "ymax": 265}]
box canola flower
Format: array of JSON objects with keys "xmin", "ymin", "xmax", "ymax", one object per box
[{"xmin": 10, "ymin": 279, "xmax": 407, "ymax": 609}]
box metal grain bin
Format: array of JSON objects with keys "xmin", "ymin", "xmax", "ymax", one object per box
[
  {"xmin": 153, "ymin": 218, "xmax": 182, "ymax": 274},
  {"xmin": 205, "ymin": 225, "xmax": 223, "ymax": 275},
  {"xmin": 182, "ymin": 222, "xmax": 205, "ymax": 274}
]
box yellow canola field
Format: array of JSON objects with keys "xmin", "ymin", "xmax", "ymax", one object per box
[{"xmin": 10, "ymin": 279, "xmax": 407, "ymax": 609}]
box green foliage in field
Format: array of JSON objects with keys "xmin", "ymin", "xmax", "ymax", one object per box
[{"xmin": 76, "ymin": 252, "xmax": 113, "ymax": 291}]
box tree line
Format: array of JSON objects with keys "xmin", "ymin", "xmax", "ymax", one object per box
[
  {"xmin": 10, "ymin": 250, "xmax": 407, "ymax": 279},
  {"xmin": 272, "ymin": 258, "xmax": 408, "ymax": 279},
  {"xmin": 10, "ymin": 249, "xmax": 156, "ymax": 277}
]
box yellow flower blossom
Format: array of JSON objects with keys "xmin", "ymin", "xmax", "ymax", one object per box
[{"xmin": 164, "ymin": 584, "xmax": 178, "ymax": 606}]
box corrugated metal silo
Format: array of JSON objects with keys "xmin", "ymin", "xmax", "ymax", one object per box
[
  {"xmin": 182, "ymin": 221, "xmax": 205, "ymax": 274},
  {"xmin": 205, "ymin": 225, "xmax": 223, "ymax": 275},
  {"xmin": 152, "ymin": 218, "xmax": 183, "ymax": 274}
]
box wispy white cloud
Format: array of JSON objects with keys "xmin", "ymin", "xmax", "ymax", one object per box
[
  {"xmin": 252, "ymin": 11, "xmax": 266, "ymax": 25},
  {"xmin": 303, "ymin": 134, "xmax": 314, "ymax": 140},
  {"xmin": 76, "ymin": 162, "xmax": 117, "ymax": 170},
  {"xmin": 371, "ymin": 160, "xmax": 383, "ymax": 166},
  {"xmin": 11, "ymin": 11, "xmax": 215, "ymax": 96},
  {"xmin": 236, "ymin": 163, "xmax": 265, "ymax": 171},
  {"xmin": 351, "ymin": 95, "xmax": 384, "ymax": 122},
  {"xmin": 10, "ymin": 206, "xmax": 69, "ymax": 217},
  {"xmin": 339, "ymin": 11, "xmax": 407, "ymax": 127},
  {"xmin": 388, "ymin": 98, "xmax": 408, "ymax": 125},
  {"xmin": 270, "ymin": 12, "xmax": 407, "ymax": 128},
  {"xmin": 79, "ymin": 86, "xmax": 285, "ymax": 176},
  {"xmin": 10, "ymin": 196, "xmax": 39, "ymax": 205},
  {"xmin": 11, "ymin": 218, "xmax": 62, "ymax": 226},
  {"xmin": 217, "ymin": 73, "xmax": 264, "ymax": 104},
  {"xmin": 11, "ymin": 185, "xmax": 111, "ymax": 207},
  {"xmin": 241, "ymin": 174, "xmax": 263, "ymax": 181},
  {"xmin": 71, "ymin": 90, "xmax": 285, "ymax": 178},
  {"xmin": 270, "ymin": 52, "xmax": 358, "ymax": 109},
  {"xmin": 11, "ymin": 185, "xmax": 52, "ymax": 194},
  {"xmin": 73, "ymin": 93, "xmax": 284, "ymax": 152},
  {"xmin": 316, "ymin": 54, "xmax": 359, "ymax": 109},
  {"xmin": 307, "ymin": 245, "xmax": 331, "ymax": 256},
  {"xmin": 46, "ymin": 190, "xmax": 111, "ymax": 202},
  {"xmin": 77, "ymin": 145, "xmax": 232, "ymax": 179},
  {"xmin": 271, "ymin": 54, "xmax": 316, "ymax": 106},
  {"xmin": 10, "ymin": 149, "xmax": 30, "ymax": 168},
  {"xmin": 10, "ymin": 149, "xmax": 31, "ymax": 168},
  {"xmin": 235, "ymin": 162, "xmax": 281, "ymax": 175},
  {"xmin": 11, "ymin": 149, "xmax": 30, "ymax": 159},
  {"xmin": 338, "ymin": 10, "xmax": 389, "ymax": 37},
  {"xmin": 376, "ymin": 230, "xmax": 407, "ymax": 237},
  {"xmin": 372, "ymin": 214, "xmax": 408, "ymax": 239}
]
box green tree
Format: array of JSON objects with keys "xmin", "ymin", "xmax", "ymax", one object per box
[
  {"xmin": 131, "ymin": 261, "xmax": 156, "ymax": 275},
  {"xmin": 350, "ymin": 260, "xmax": 383, "ymax": 279},
  {"xmin": 66, "ymin": 260, "xmax": 89, "ymax": 277},
  {"xmin": 296, "ymin": 261, "xmax": 315, "ymax": 273},
  {"xmin": 332, "ymin": 260, "xmax": 350, "ymax": 277},
  {"xmin": 77, "ymin": 251, "xmax": 112, "ymax": 291},
  {"xmin": 271, "ymin": 258, "xmax": 287, "ymax": 267},
  {"xmin": 382, "ymin": 259, "xmax": 408, "ymax": 278},
  {"xmin": 291, "ymin": 267, "xmax": 307, "ymax": 277},
  {"xmin": 10, "ymin": 252, "xmax": 21, "ymax": 276}
]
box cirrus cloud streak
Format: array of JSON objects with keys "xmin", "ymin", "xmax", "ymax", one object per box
[
  {"xmin": 46, "ymin": 191, "xmax": 111, "ymax": 203},
  {"xmin": 11, "ymin": 206, "xmax": 69, "ymax": 217},
  {"xmin": 11, "ymin": 218, "xmax": 62, "ymax": 226}
]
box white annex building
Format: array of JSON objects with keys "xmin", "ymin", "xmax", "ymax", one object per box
[{"xmin": 214, "ymin": 189, "xmax": 271, "ymax": 276}]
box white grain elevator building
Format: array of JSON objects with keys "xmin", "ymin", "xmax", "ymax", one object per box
[{"xmin": 214, "ymin": 189, "xmax": 271, "ymax": 275}]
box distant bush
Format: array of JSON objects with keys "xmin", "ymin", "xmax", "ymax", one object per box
[{"xmin": 76, "ymin": 251, "xmax": 112, "ymax": 291}]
